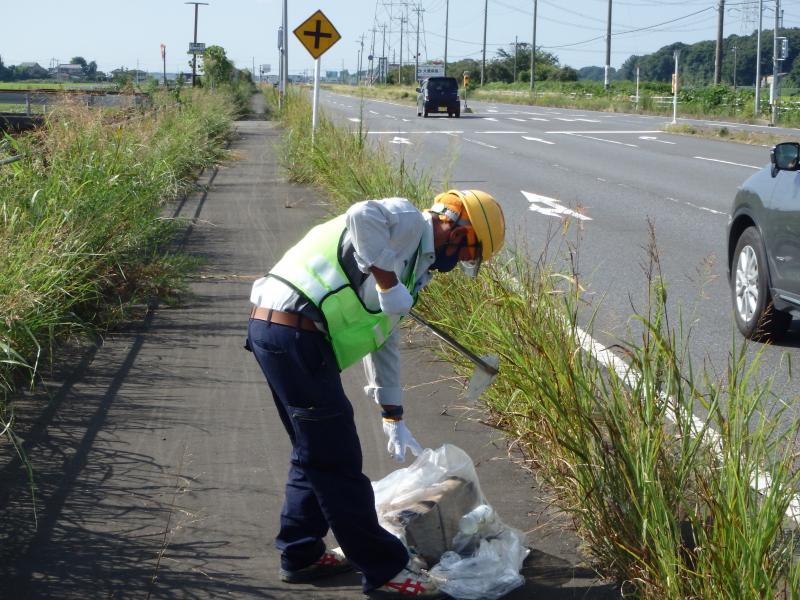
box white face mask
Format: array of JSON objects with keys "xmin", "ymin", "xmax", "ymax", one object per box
[{"xmin": 459, "ymin": 257, "xmax": 482, "ymax": 278}]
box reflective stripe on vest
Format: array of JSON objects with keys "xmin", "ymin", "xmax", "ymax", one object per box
[{"xmin": 269, "ymin": 214, "xmax": 418, "ymax": 370}]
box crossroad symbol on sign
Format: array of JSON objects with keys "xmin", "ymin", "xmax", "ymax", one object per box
[
  {"xmin": 521, "ymin": 190, "xmax": 591, "ymax": 221},
  {"xmin": 293, "ymin": 10, "xmax": 342, "ymax": 59}
]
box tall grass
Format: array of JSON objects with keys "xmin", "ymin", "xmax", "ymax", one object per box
[
  {"xmin": 273, "ymin": 88, "xmax": 800, "ymax": 597},
  {"xmin": 0, "ymin": 88, "xmax": 237, "ymax": 449}
]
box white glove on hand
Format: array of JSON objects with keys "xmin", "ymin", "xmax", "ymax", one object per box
[
  {"xmin": 382, "ymin": 419, "xmax": 423, "ymax": 463},
  {"xmin": 377, "ymin": 282, "xmax": 413, "ymax": 316}
]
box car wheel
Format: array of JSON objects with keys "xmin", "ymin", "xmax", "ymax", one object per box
[{"xmin": 731, "ymin": 226, "xmax": 791, "ymax": 340}]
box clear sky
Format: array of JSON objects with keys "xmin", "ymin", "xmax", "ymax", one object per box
[{"xmin": 2, "ymin": 1, "xmax": 797, "ymax": 77}]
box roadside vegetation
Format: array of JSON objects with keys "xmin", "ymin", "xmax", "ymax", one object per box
[
  {"xmin": 270, "ymin": 87, "xmax": 800, "ymax": 598},
  {"xmin": 0, "ymin": 87, "xmax": 239, "ymax": 468}
]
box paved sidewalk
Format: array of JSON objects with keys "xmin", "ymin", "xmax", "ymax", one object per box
[{"xmin": 0, "ymin": 99, "xmax": 616, "ymax": 599}]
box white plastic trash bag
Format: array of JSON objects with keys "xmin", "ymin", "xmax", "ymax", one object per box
[{"xmin": 372, "ymin": 444, "xmax": 529, "ymax": 600}]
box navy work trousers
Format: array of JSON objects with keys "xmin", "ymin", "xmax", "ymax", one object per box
[{"xmin": 247, "ymin": 318, "xmax": 408, "ymax": 592}]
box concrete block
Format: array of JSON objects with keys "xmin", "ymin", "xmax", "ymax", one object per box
[{"xmin": 383, "ymin": 476, "xmax": 479, "ymax": 564}]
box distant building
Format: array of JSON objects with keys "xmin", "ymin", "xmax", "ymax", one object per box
[
  {"xmin": 16, "ymin": 62, "xmax": 49, "ymax": 79},
  {"xmin": 55, "ymin": 63, "xmax": 84, "ymax": 81}
]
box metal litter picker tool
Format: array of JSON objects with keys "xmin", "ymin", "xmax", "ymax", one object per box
[{"xmin": 408, "ymin": 311, "xmax": 499, "ymax": 401}]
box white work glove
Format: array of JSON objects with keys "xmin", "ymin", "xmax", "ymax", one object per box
[
  {"xmin": 377, "ymin": 282, "xmax": 413, "ymax": 316},
  {"xmin": 382, "ymin": 419, "xmax": 423, "ymax": 463}
]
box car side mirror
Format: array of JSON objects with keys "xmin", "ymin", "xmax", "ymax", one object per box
[
  {"xmin": 415, "ymin": 87, "xmax": 421, "ymax": 93},
  {"xmin": 771, "ymin": 142, "xmax": 800, "ymax": 178}
]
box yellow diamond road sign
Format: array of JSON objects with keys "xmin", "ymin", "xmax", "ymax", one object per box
[{"xmin": 293, "ymin": 10, "xmax": 341, "ymax": 60}]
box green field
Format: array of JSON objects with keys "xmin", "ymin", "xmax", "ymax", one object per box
[{"xmin": 0, "ymin": 81, "xmax": 118, "ymax": 91}]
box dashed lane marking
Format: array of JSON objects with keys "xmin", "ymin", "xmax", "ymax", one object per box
[
  {"xmin": 483, "ymin": 117, "xmax": 499, "ymax": 121},
  {"xmin": 693, "ymin": 156, "xmax": 761, "ymax": 170},
  {"xmin": 508, "ymin": 117, "xmax": 527, "ymax": 122},
  {"xmin": 463, "ymin": 138, "xmax": 498, "ymax": 149},
  {"xmin": 348, "ymin": 118, "xmax": 361, "ymax": 122},
  {"xmin": 475, "ymin": 130, "xmax": 528, "ymax": 134},
  {"xmin": 529, "ymin": 117, "xmax": 549, "ymax": 121}
]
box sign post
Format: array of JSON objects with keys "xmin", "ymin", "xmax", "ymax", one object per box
[{"xmin": 293, "ymin": 10, "xmax": 341, "ymax": 143}]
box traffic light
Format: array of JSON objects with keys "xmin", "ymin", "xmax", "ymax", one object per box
[{"xmin": 463, "ymin": 71, "xmax": 470, "ymax": 87}]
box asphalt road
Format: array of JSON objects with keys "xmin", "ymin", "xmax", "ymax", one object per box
[{"xmin": 318, "ymin": 89, "xmax": 800, "ymax": 419}]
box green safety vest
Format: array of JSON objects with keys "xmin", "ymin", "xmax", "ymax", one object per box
[{"xmin": 268, "ymin": 214, "xmax": 419, "ymax": 370}]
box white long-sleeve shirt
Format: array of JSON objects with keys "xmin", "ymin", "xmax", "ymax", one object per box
[{"xmin": 250, "ymin": 197, "xmax": 436, "ymax": 406}]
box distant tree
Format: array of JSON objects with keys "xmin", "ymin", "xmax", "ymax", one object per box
[
  {"xmin": 202, "ymin": 45, "xmax": 233, "ymax": 86},
  {"xmin": 553, "ymin": 66, "xmax": 578, "ymax": 82},
  {"xmin": 70, "ymin": 56, "xmax": 87, "ymax": 69},
  {"xmin": 0, "ymin": 56, "xmax": 11, "ymax": 81},
  {"xmin": 578, "ymin": 66, "xmax": 618, "ymax": 82},
  {"xmin": 86, "ymin": 60, "xmax": 98, "ymax": 80}
]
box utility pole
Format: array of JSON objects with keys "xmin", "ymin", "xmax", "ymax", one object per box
[
  {"xmin": 398, "ymin": 16, "xmax": 406, "ymax": 85},
  {"xmin": 733, "ymin": 45, "xmax": 738, "ymax": 90},
  {"xmin": 530, "ymin": 0, "xmax": 537, "ymax": 93},
  {"xmin": 714, "ymin": 0, "xmax": 725, "ymax": 84},
  {"xmin": 513, "ymin": 37, "xmax": 518, "ymax": 82},
  {"xmin": 444, "ymin": 0, "xmax": 450, "ymax": 76},
  {"xmin": 358, "ymin": 34, "xmax": 366, "ymax": 85},
  {"xmin": 382, "ymin": 23, "xmax": 388, "ymax": 83},
  {"xmin": 671, "ymin": 49, "xmax": 680, "ymax": 125},
  {"xmin": 185, "ymin": 2, "xmax": 208, "ymax": 87},
  {"xmin": 161, "ymin": 44, "xmax": 167, "ymax": 87},
  {"xmin": 413, "ymin": 4, "xmax": 424, "ymax": 84},
  {"xmin": 770, "ymin": 0, "xmax": 781, "ymax": 125},
  {"xmin": 281, "ymin": 0, "xmax": 288, "ymax": 99},
  {"xmin": 604, "ymin": 0, "xmax": 612, "ymax": 90},
  {"xmin": 755, "ymin": 0, "xmax": 763, "ymax": 117},
  {"xmin": 481, "ymin": 0, "xmax": 488, "ymax": 85},
  {"xmin": 369, "ymin": 27, "xmax": 378, "ymax": 85}
]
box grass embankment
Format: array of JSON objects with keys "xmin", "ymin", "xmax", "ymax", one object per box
[
  {"xmin": 271, "ymin": 87, "xmax": 800, "ymax": 598},
  {"xmin": 0, "ymin": 88, "xmax": 238, "ymax": 454}
]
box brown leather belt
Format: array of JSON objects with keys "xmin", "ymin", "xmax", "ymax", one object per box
[{"xmin": 250, "ymin": 306, "xmax": 320, "ymax": 333}]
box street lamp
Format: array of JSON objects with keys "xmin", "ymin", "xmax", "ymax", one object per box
[{"xmin": 185, "ymin": 2, "xmax": 209, "ymax": 87}]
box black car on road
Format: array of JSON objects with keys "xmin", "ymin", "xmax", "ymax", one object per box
[
  {"xmin": 728, "ymin": 142, "xmax": 800, "ymax": 340},
  {"xmin": 416, "ymin": 76, "xmax": 460, "ymax": 118}
]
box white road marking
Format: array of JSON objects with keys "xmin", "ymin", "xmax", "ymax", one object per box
[
  {"xmin": 365, "ymin": 130, "xmax": 464, "ymax": 134},
  {"xmin": 522, "ymin": 136, "xmax": 555, "ymax": 145},
  {"xmin": 665, "ymin": 196, "xmax": 725, "ymax": 215},
  {"xmin": 463, "ymin": 137, "xmax": 498, "ymax": 149},
  {"xmin": 567, "ymin": 133, "xmax": 638, "ymax": 148},
  {"xmin": 509, "ymin": 117, "xmax": 527, "ymax": 122},
  {"xmin": 385, "ymin": 114, "xmax": 398, "ymax": 120},
  {"xmin": 389, "ymin": 136, "xmax": 412, "ymax": 145},
  {"xmin": 575, "ymin": 118, "xmax": 601, "ymax": 123},
  {"xmin": 556, "ymin": 118, "xmax": 578, "ymax": 122},
  {"xmin": 521, "ymin": 190, "xmax": 591, "ymax": 220},
  {"xmin": 547, "ymin": 130, "xmax": 661, "ymax": 134},
  {"xmin": 487, "ymin": 109, "xmax": 499, "ymax": 113},
  {"xmin": 369, "ymin": 110, "xmax": 379, "ymax": 115},
  {"xmin": 348, "ymin": 118, "xmax": 361, "ymax": 122},
  {"xmin": 639, "ymin": 135, "xmax": 676, "ymax": 145},
  {"xmin": 529, "ymin": 117, "xmax": 549, "ymax": 121},
  {"xmin": 483, "ymin": 117, "xmax": 499, "ymax": 122},
  {"xmin": 401, "ymin": 118, "xmax": 411, "ymax": 122},
  {"xmin": 475, "ymin": 130, "xmax": 528, "ymax": 134},
  {"xmin": 694, "ymin": 156, "xmax": 761, "ymax": 170}
]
